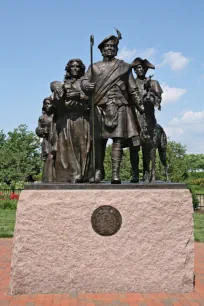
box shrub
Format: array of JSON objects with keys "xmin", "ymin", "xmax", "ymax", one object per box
[
  {"xmin": 0, "ymin": 199, "xmax": 17, "ymax": 209},
  {"xmin": 192, "ymin": 193, "xmax": 199, "ymax": 210},
  {"xmin": 0, "ymin": 181, "xmax": 24, "ymax": 190},
  {"xmin": 190, "ymin": 178, "xmax": 204, "ymax": 187},
  {"xmin": 0, "ymin": 192, "xmax": 6, "ymax": 201},
  {"xmin": 187, "ymin": 184, "xmax": 199, "ymax": 210},
  {"xmin": 0, "ymin": 192, "xmax": 18, "ymax": 209},
  {"xmin": 32, "ymin": 172, "xmax": 42, "ymax": 182}
]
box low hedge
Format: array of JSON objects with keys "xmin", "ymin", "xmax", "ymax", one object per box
[{"xmin": 0, "ymin": 192, "xmax": 19, "ymax": 210}]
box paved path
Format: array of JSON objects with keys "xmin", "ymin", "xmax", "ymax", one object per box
[{"xmin": 0, "ymin": 239, "xmax": 204, "ymax": 306}]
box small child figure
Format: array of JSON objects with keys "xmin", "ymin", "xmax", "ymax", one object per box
[{"xmin": 36, "ymin": 97, "xmax": 57, "ymax": 182}]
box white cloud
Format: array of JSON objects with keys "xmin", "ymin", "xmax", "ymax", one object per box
[
  {"xmin": 161, "ymin": 83, "xmax": 186, "ymax": 105},
  {"xmin": 165, "ymin": 110, "xmax": 204, "ymax": 153},
  {"xmin": 117, "ymin": 47, "xmax": 137, "ymax": 61},
  {"xmin": 170, "ymin": 110, "xmax": 204, "ymax": 125},
  {"xmin": 164, "ymin": 127, "xmax": 184, "ymax": 138},
  {"xmin": 117, "ymin": 47, "xmax": 157, "ymax": 62},
  {"xmin": 140, "ymin": 48, "xmax": 157, "ymax": 59},
  {"xmin": 158, "ymin": 51, "xmax": 190, "ymax": 71},
  {"xmin": 118, "ymin": 48, "xmax": 189, "ymax": 71}
]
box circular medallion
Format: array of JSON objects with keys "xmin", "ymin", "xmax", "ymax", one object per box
[{"xmin": 91, "ymin": 205, "xmax": 122, "ymax": 236}]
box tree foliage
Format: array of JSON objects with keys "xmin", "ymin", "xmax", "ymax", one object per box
[
  {"xmin": 0, "ymin": 125, "xmax": 203, "ymax": 185},
  {"xmin": 104, "ymin": 141, "xmax": 204, "ymax": 183},
  {"xmin": 158, "ymin": 140, "xmax": 188, "ymax": 182},
  {"xmin": 0, "ymin": 125, "xmax": 42, "ymax": 184},
  {"xmin": 185, "ymin": 154, "xmax": 204, "ymax": 172}
]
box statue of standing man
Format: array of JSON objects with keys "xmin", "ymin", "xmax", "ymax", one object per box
[
  {"xmin": 130, "ymin": 57, "xmax": 163, "ymax": 183},
  {"xmin": 81, "ymin": 29, "xmax": 144, "ymax": 184}
]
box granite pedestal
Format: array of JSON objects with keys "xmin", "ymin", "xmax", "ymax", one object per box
[{"xmin": 10, "ymin": 183, "xmax": 194, "ymax": 294}]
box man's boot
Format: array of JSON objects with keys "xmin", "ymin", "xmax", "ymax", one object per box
[
  {"xmin": 111, "ymin": 142, "xmax": 122, "ymax": 184},
  {"xmin": 129, "ymin": 146, "xmax": 139, "ymax": 183},
  {"xmin": 89, "ymin": 139, "xmax": 107, "ymax": 183}
]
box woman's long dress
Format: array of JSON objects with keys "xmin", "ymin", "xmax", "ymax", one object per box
[{"xmin": 54, "ymin": 79, "xmax": 92, "ymax": 183}]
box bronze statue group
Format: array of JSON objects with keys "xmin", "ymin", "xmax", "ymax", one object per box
[{"xmin": 36, "ymin": 29, "xmax": 169, "ymax": 184}]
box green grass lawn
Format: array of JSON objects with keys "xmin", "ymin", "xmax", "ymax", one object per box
[
  {"xmin": 0, "ymin": 209, "xmax": 16, "ymax": 238},
  {"xmin": 0, "ymin": 209, "xmax": 203, "ymax": 242},
  {"xmin": 194, "ymin": 213, "xmax": 204, "ymax": 242}
]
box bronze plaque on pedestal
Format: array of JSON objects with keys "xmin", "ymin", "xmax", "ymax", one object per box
[{"xmin": 91, "ymin": 205, "xmax": 122, "ymax": 236}]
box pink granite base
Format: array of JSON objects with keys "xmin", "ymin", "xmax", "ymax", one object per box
[{"xmin": 10, "ymin": 189, "xmax": 194, "ymax": 294}]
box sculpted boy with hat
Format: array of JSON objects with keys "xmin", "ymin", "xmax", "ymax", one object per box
[
  {"xmin": 81, "ymin": 29, "xmax": 144, "ymax": 184},
  {"xmin": 131, "ymin": 57, "xmax": 162, "ymax": 108},
  {"xmin": 129, "ymin": 57, "xmax": 163, "ymax": 183}
]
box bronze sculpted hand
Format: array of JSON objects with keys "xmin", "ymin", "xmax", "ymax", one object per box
[
  {"xmin": 65, "ymin": 100, "xmax": 77, "ymax": 108},
  {"xmin": 65, "ymin": 91, "xmax": 81, "ymax": 100},
  {"xmin": 85, "ymin": 82, "xmax": 96, "ymax": 93},
  {"xmin": 55, "ymin": 88, "xmax": 64, "ymax": 99},
  {"xmin": 80, "ymin": 93, "xmax": 89, "ymax": 101}
]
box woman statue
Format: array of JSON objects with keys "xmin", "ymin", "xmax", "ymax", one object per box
[
  {"xmin": 36, "ymin": 97, "xmax": 57, "ymax": 182},
  {"xmin": 51, "ymin": 59, "xmax": 92, "ymax": 183}
]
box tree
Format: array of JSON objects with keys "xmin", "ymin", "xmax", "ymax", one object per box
[
  {"xmin": 0, "ymin": 130, "xmax": 6, "ymax": 148},
  {"xmin": 1, "ymin": 125, "xmax": 203, "ymax": 185},
  {"xmin": 103, "ymin": 145, "xmax": 112, "ymax": 181},
  {"xmin": 185, "ymin": 154, "xmax": 204, "ymax": 172},
  {"xmin": 0, "ymin": 125, "xmax": 42, "ymax": 184},
  {"xmin": 156, "ymin": 140, "xmax": 188, "ymax": 182},
  {"xmin": 104, "ymin": 141, "xmax": 189, "ymax": 183}
]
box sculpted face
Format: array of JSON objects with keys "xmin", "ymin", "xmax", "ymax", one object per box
[
  {"xmin": 134, "ymin": 64, "xmax": 147, "ymax": 78},
  {"xmin": 44, "ymin": 100, "xmax": 52, "ymax": 113},
  {"xmin": 70, "ymin": 61, "xmax": 81, "ymax": 78},
  {"xmin": 101, "ymin": 40, "xmax": 118, "ymax": 59}
]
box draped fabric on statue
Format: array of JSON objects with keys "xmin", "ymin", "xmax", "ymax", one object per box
[
  {"xmin": 53, "ymin": 79, "xmax": 92, "ymax": 183},
  {"xmin": 81, "ymin": 59, "xmax": 142, "ymax": 145}
]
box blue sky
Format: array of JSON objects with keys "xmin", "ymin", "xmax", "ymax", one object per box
[{"xmin": 0, "ymin": 0, "xmax": 204, "ymax": 153}]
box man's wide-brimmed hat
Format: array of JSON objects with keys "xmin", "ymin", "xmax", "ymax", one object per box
[
  {"xmin": 131, "ymin": 57, "xmax": 155, "ymax": 69},
  {"xmin": 98, "ymin": 28, "xmax": 122, "ymax": 50}
]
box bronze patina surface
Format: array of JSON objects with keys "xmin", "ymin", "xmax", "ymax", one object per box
[{"xmin": 91, "ymin": 205, "xmax": 122, "ymax": 236}]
